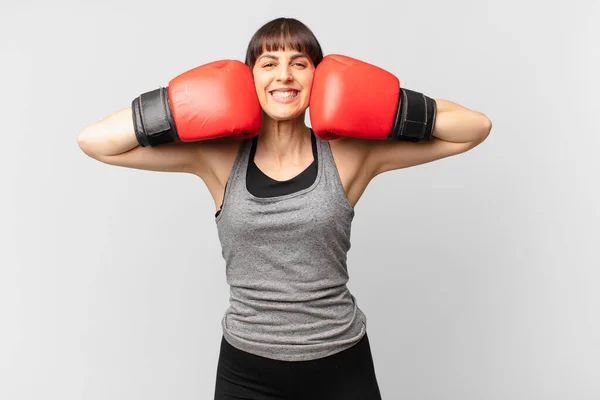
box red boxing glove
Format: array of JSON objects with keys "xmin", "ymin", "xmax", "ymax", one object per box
[
  {"xmin": 132, "ymin": 60, "xmax": 262, "ymax": 146},
  {"xmin": 309, "ymin": 54, "xmax": 436, "ymax": 142}
]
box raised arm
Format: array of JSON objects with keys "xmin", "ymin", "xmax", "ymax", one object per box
[
  {"xmin": 77, "ymin": 107, "xmax": 205, "ymax": 174},
  {"xmin": 77, "ymin": 59, "xmax": 262, "ymax": 176}
]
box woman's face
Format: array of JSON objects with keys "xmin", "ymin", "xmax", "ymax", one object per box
[{"xmin": 252, "ymin": 48, "xmax": 315, "ymax": 121}]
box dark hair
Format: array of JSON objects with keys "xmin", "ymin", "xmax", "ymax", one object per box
[{"xmin": 245, "ymin": 18, "xmax": 324, "ymax": 70}]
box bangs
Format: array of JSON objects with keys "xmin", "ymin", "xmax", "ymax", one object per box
[
  {"xmin": 245, "ymin": 18, "xmax": 323, "ymax": 69},
  {"xmin": 257, "ymin": 32, "xmax": 307, "ymax": 56}
]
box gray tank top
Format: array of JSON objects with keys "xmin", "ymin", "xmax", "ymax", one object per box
[{"xmin": 215, "ymin": 134, "xmax": 367, "ymax": 362}]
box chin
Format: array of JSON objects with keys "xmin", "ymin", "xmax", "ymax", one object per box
[{"xmin": 264, "ymin": 108, "xmax": 306, "ymax": 122}]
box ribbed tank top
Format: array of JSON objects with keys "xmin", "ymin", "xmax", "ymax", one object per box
[{"xmin": 214, "ymin": 131, "xmax": 368, "ymax": 362}]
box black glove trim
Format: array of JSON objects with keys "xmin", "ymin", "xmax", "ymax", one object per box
[
  {"xmin": 424, "ymin": 94, "xmax": 436, "ymax": 141},
  {"xmin": 388, "ymin": 88, "xmax": 436, "ymax": 142},
  {"xmin": 131, "ymin": 87, "xmax": 179, "ymax": 147},
  {"xmin": 132, "ymin": 96, "xmax": 150, "ymax": 147}
]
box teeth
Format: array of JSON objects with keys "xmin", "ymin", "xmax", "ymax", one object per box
[{"xmin": 271, "ymin": 91, "xmax": 298, "ymax": 98}]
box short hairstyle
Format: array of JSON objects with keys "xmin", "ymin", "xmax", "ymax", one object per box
[{"xmin": 244, "ymin": 17, "xmax": 324, "ymax": 70}]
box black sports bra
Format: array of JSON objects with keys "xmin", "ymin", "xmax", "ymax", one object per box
[{"xmin": 215, "ymin": 130, "xmax": 318, "ymax": 218}]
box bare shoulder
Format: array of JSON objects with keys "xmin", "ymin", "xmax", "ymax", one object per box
[
  {"xmin": 192, "ymin": 136, "xmax": 242, "ymax": 187},
  {"xmin": 328, "ymin": 136, "xmax": 370, "ymax": 170},
  {"xmin": 327, "ymin": 135, "xmax": 373, "ymax": 207}
]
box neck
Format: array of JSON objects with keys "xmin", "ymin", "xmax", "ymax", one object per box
[{"xmin": 256, "ymin": 112, "xmax": 312, "ymax": 166}]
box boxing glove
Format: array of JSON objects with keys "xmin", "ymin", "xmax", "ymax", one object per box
[
  {"xmin": 309, "ymin": 54, "xmax": 436, "ymax": 142},
  {"xmin": 132, "ymin": 60, "xmax": 262, "ymax": 147}
]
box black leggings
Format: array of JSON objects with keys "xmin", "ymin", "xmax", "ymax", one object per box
[{"xmin": 214, "ymin": 332, "xmax": 382, "ymax": 400}]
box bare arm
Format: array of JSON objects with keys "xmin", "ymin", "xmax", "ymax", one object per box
[
  {"xmin": 365, "ymin": 100, "xmax": 491, "ymax": 176},
  {"xmin": 77, "ymin": 107, "xmax": 206, "ymax": 175}
]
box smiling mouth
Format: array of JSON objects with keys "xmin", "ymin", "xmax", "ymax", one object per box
[{"xmin": 269, "ymin": 90, "xmax": 299, "ymax": 98}]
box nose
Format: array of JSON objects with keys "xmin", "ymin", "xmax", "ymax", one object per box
[{"xmin": 276, "ymin": 65, "xmax": 293, "ymax": 82}]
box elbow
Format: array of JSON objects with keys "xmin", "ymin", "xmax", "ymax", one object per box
[
  {"xmin": 77, "ymin": 127, "xmax": 99, "ymax": 158},
  {"xmin": 77, "ymin": 129, "xmax": 90, "ymax": 154},
  {"xmin": 478, "ymin": 113, "xmax": 492, "ymax": 141}
]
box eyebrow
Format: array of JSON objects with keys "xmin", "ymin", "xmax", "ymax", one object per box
[{"xmin": 257, "ymin": 53, "xmax": 308, "ymax": 62}]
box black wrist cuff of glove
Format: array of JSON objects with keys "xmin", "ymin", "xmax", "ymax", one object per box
[
  {"xmin": 388, "ymin": 88, "xmax": 437, "ymax": 142},
  {"xmin": 131, "ymin": 87, "xmax": 179, "ymax": 147}
]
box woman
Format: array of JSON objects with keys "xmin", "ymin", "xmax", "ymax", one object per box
[{"xmin": 78, "ymin": 17, "xmax": 491, "ymax": 400}]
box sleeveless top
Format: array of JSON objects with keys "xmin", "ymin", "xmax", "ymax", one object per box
[{"xmin": 214, "ymin": 130, "xmax": 368, "ymax": 362}]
